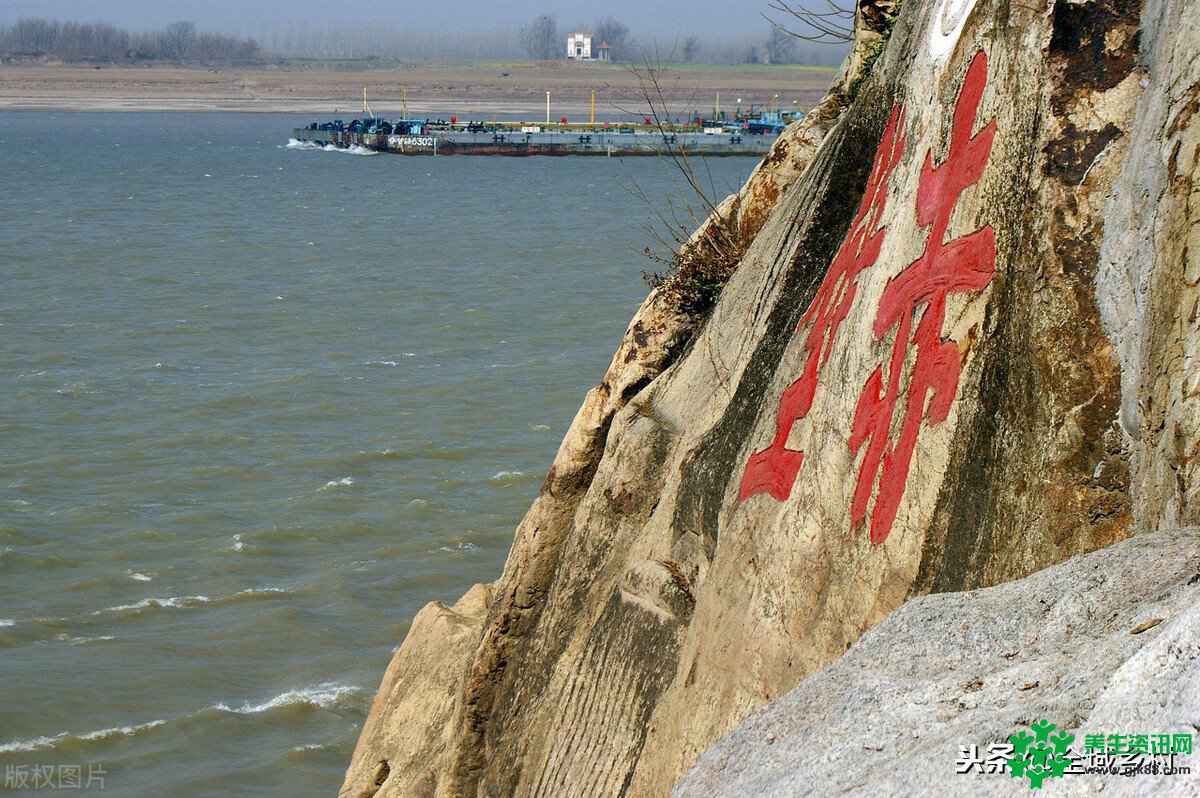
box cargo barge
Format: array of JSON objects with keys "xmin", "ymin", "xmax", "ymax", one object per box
[{"xmin": 291, "ymin": 115, "xmax": 790, "ymax": 157}]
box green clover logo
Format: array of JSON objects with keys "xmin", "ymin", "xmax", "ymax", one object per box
[{"xmin": 1007, "ymin": 719, "xmax": 1074, "ymax": 789}]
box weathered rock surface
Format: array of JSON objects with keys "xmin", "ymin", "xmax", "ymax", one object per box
[
  {"xmin": 1097, "ymin": 0, "xmax": 1200, "ymax": 534},
  {"xmin": 340, "ymin": 0, "xmax": 1200, "ymax": 794},
  {"xmin": 673, "ymin": 529, "xmax": 1200, "ymax": 798},
  {"xmin": 342, "ymin": 584, "xmax": 494, "ymax": 797}
]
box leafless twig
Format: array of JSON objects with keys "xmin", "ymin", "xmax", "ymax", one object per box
[
  {"xmin": 764, "ymin": 0, "xmax": 854, "ymax": 44},
  {"xmin": 623, "ymin": 51, "xmax": 750, "ymax": 316}
]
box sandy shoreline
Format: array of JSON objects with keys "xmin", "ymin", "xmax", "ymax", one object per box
[{"xmin": 0, "ymin": 62, "xmax": 835, "ymax": 117}]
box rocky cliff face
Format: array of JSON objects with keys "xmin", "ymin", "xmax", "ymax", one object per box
[
  {"xmin": 340, "ymin": 0, "xmax": 1200, "ymax": 795},
  {"xmin": 673, "ymin": 529, "xmax": 1200, "ymax": 797}
]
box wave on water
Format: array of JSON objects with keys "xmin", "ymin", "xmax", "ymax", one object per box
[
  {"xmin": 439, "ymin": 542, "xmax": 479, "ymax": 553},
  {"xmin": 0, "ymin": 684, "xmax": 349, "ymax": 755},
  {"xmin": 78, "ymin": 721, "xmax": 165, "ymax": 742},
  {"xmin": 211, "ymin": 682, "xmax": 364, "ymax": 715},
  {"xmin": 127, "ymin": 570, "xmax": 153, "ymax": 582},
  {"xmin": 2, "ymin": 588, "xmax": 288, "ymax": 633},
  {"xmin": 306, "ymin": 142, "xmax": 379, "ymax": 156},
  {"xmin": 284, "ymin": 138, "xmax": 322, "ymax": 151},
  {"xmin": 290, "ymin": 743, "xmax": 329, "ymax": 753},
  {"xmin": 92, "ymin": 595, "xmax": 210, "ymax": 615},
  {"xmin": 320, "ymin": 476, "xmax": 355, "ymax": 491},
  {"xmin": 89, "ymin": 587, "xmax": 291, "ymax": 617},
  {"xmin": 285, "ymin": 137, "xmax": 383, "ymax": 156},
  {"xmin": 0, "ymin": 720, "xmax": 166, "ymax": 753},
  {"xmin": 228, "ymin": 587, "xmax": 289, "ymax": 602},
  {"xmin": 55, "ymin": 381, "xmax": 99, "ymax": 398},
  {"xmin": 344, "ymin": 445, "xmax": 468, "ymax": 467},
  {"xmin": 0, "ymin": 734, "xmax": 66, "ymax": 753},
  {"xmin": 491, "ymin": 470, "xmax": 535, "ymax": 485}
]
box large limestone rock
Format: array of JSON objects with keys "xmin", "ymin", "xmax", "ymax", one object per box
[
  {"xmin": 340, "ymin": 0, "xmax": 1200, "ymax": 794},
  {"xmin": 1097, "ymin": 0, "xmax": 1200, "ymax": 534},
  {"xmin": 672, "ymin": 529, "xmax": 1200, "ymax": 798},
  {"xmin": 342, "ymin": 584, "xmax": 494, "ymax": 797}
]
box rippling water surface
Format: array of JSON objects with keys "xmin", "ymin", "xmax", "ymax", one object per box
[{"xmin": 0, "ymin": 112, "xmax": 755, "ymax": 796}]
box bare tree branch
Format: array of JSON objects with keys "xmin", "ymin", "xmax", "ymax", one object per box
[
  {"xmin": 620, "ymin": 52, "xmax": 751, "ymax": 316},
  {"xmin": 764, "ymin": 0, "xmax": 854, "ymax": 45}
]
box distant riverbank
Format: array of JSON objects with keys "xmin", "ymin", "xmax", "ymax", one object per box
[{"xmin": 0, "ymin": 61, "xmax": 834, "ymax": 116}]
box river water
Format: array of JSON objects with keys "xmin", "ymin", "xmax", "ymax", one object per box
[{"xmin": 0, "ymin": 112, "xmax": 755, "ymax": 796}]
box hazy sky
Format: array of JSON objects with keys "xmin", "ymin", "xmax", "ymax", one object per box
[{"xmin": 0, "ymin": 0, "xmax": 783, "ymax": 38}]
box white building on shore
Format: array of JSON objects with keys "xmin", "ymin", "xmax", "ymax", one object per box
[{"xmin": 566, "ymin": 33, "xmax": 610, "ymax": 62}]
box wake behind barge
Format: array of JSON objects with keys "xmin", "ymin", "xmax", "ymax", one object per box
[{"xmin": 291, "ymin": 118, "xmax": 785, "ymax": 157}]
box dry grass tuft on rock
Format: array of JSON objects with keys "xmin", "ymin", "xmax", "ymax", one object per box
[{"xmin": 642, "ymin": 213, "xmax": 749, "ymax": 316}]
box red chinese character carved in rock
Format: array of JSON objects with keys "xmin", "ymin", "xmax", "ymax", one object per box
[
  {"xmin": 739, "ymin": 104, "xmax": 908, "ymax": 502},
  {"xmin": 738, "ymin": 50, "xmax": 997, "ymax": 548},
  {"xmin": 851, "ymin": 50, "xmax": 996, "ymax": 544}
]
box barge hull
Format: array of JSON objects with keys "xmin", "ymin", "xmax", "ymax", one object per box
[{"xmin": 292, "ymin": 128, "xmax": 774, "ymax": 157}]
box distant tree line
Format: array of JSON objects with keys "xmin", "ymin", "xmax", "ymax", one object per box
[
  {"xmin": 249, "ymin": 17, "xmax": 844, "ymax": 66},
  {"xmin": 0, "ymin": 15, "xmax": 846, "ymax": 67},
  {"xmin": 248, "ymin": 22, "xmax": 524, "ymax": 63},
  {"xmin": 0, "ymin": 18, "xmax": 262, "ymax": 65},
  {"xmin": 520, "ymin": 15, "xmax": 559, "ymax": 61}
]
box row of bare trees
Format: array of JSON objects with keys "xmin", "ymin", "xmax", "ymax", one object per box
[
  {"xmin": 253, "ymin": 20, "xmax": 844, "ymax": 65},
  {"xmin": 0, "ymin": 18, "xmax": 262, "ymax": 65},
  {"xmin": 0, "ymin": 14, "xmax": 849, "ymax": 67},
  {"xmin": 519, "ymin": 16, "xmax": 559, "ymax": 61}
]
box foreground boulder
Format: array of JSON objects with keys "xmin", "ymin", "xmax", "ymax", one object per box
[
  {"xmin": 341, "ymin": 0, "xmax": 1200, "ymax": 794},
  {"xmin": 674, "ymin": 529, "xmax": 1200, "ymax": 797}
]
